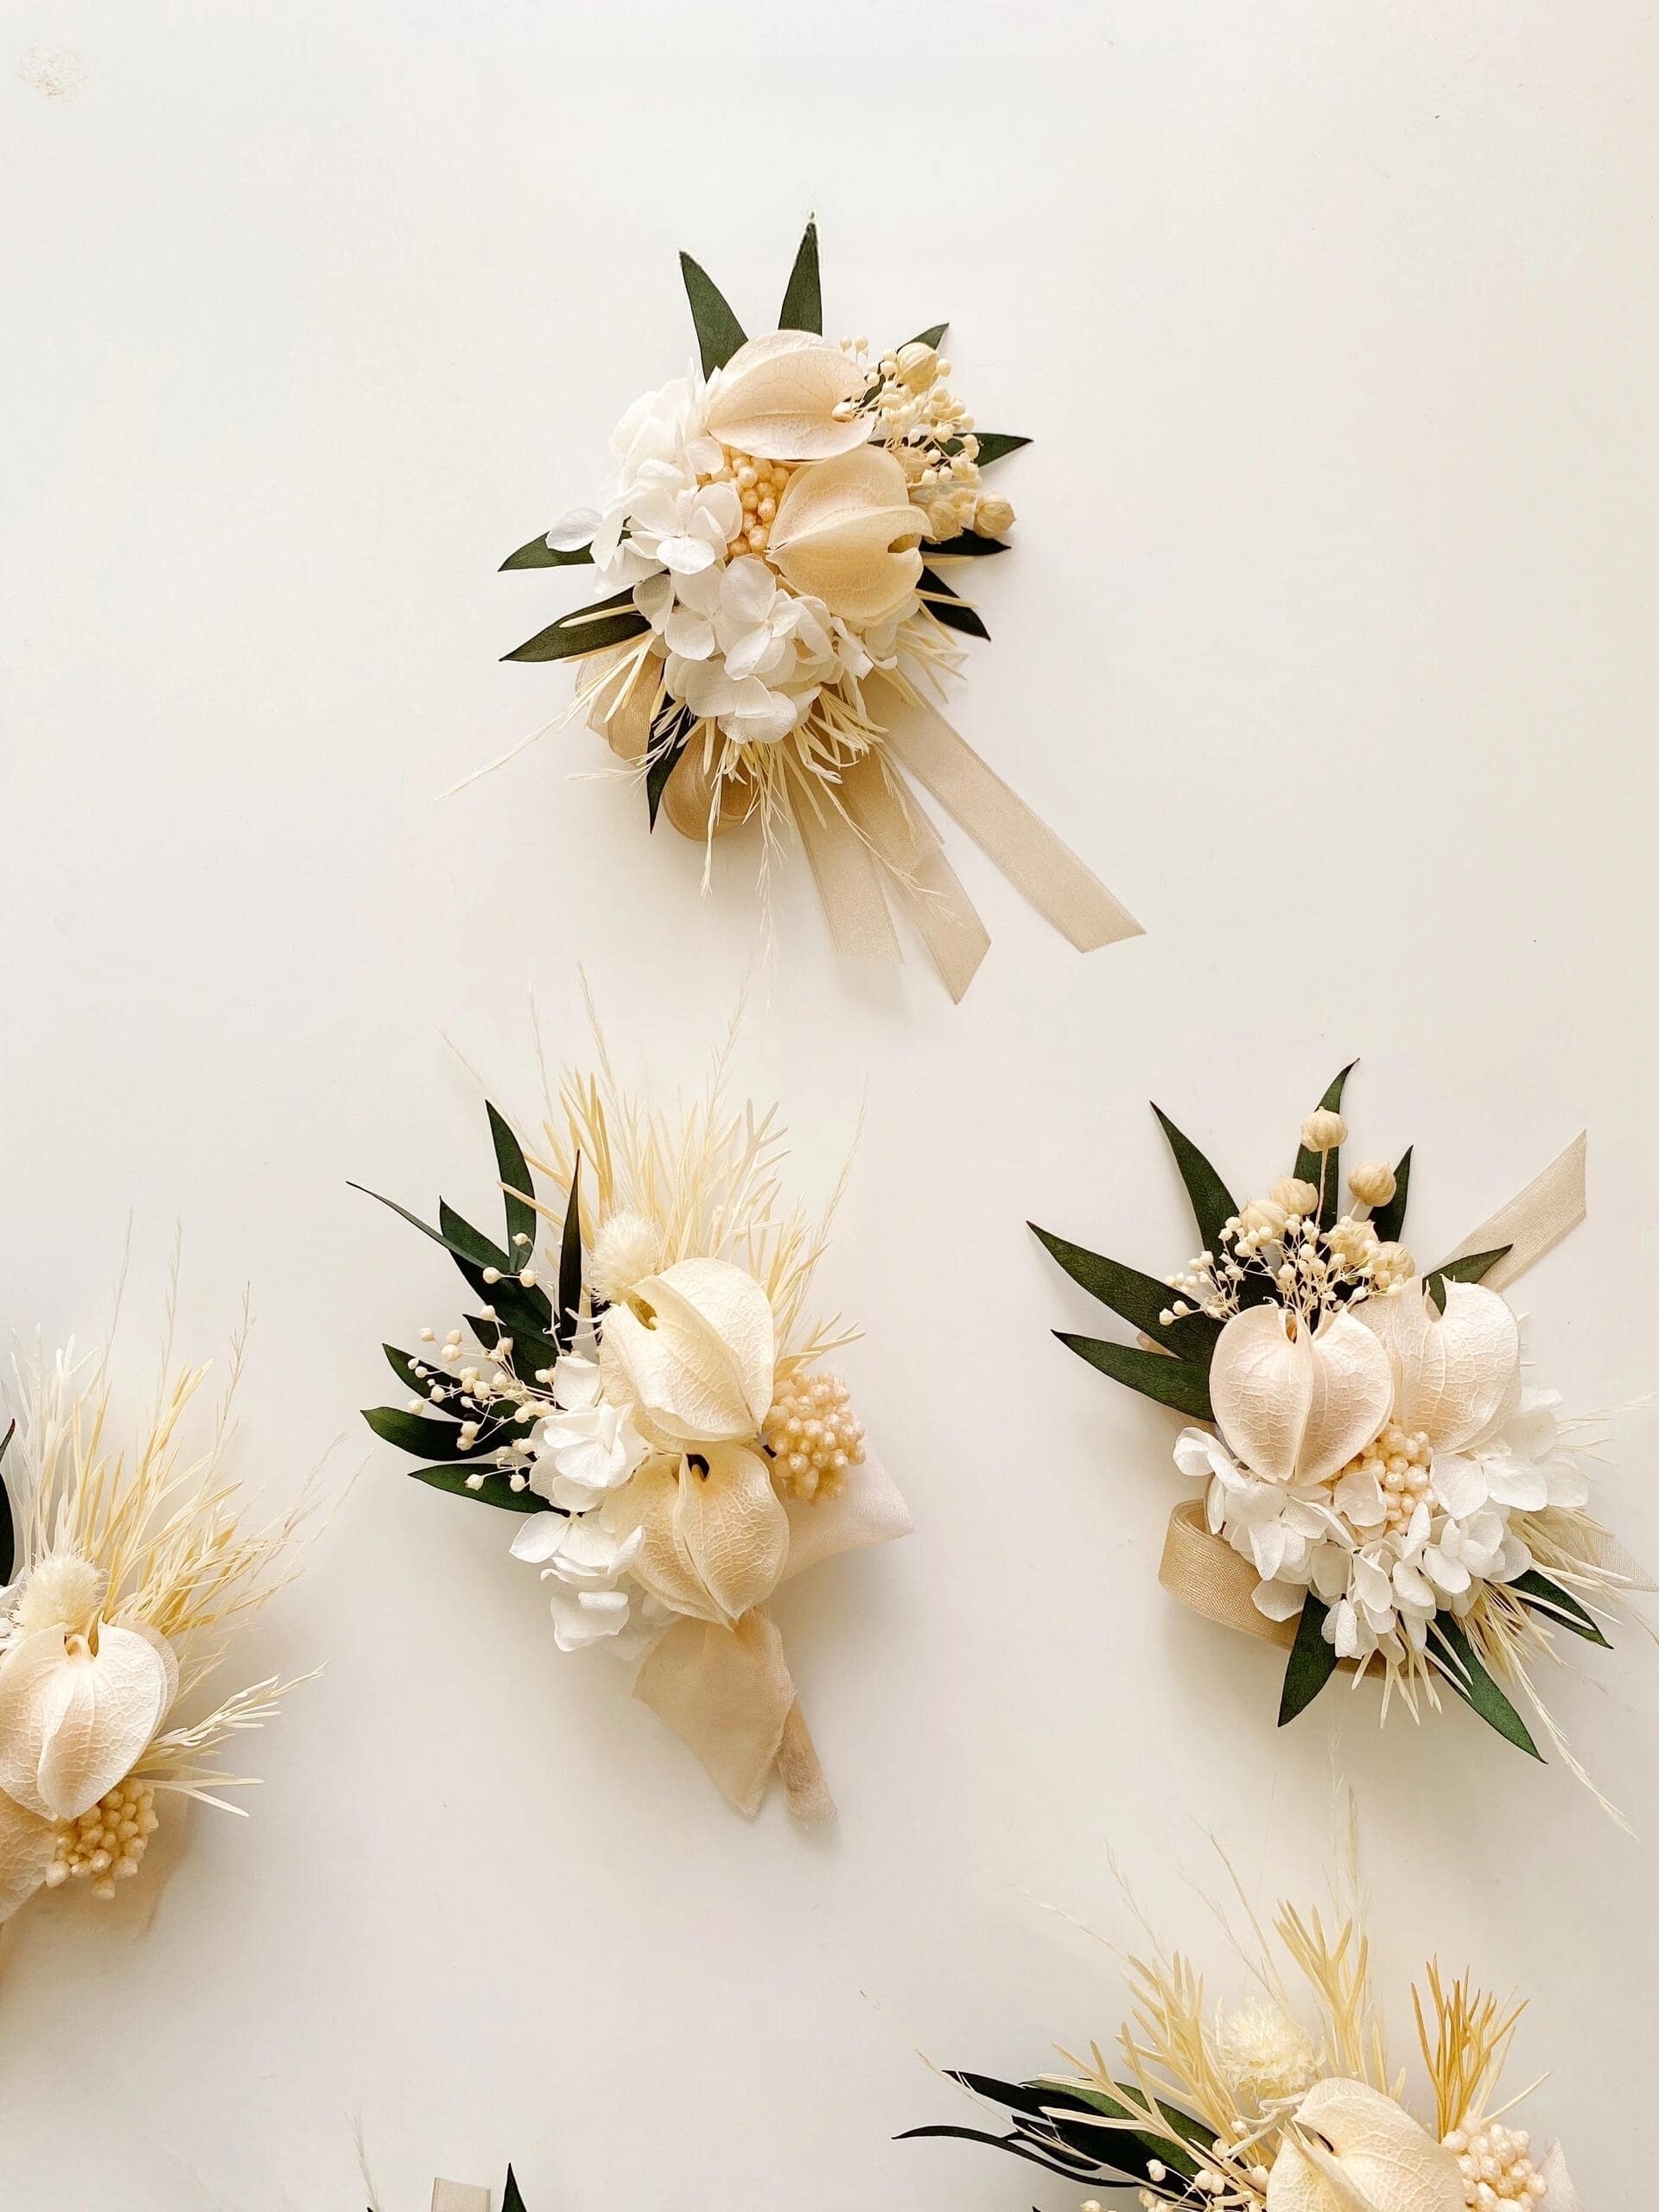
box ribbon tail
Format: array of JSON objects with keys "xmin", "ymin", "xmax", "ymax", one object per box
[
  {"xmin": 793, "ymin": 773, "xmax": 904, "ymax": 965},
  {"xmin": 871, "ymin": 675, "xmax": 1142, "ymax": 952},
  {"xmin": 837, "ymin": 752, "xmax": 990, "ymax": 1001},
  {"xmin": 1444, "ymin": 1131, "xmax": 1586, "ymax": 1290},
  {"xmin": 430, "ymin": 2183, "xmax": 492, "ymax": 2212},
  {"xmin": 632, "ymin": 1610, "xmax": 834, "ymax": 1823}
]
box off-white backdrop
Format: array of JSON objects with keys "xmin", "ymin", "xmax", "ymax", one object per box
[{"xmin": 3, "ymin": 3, "xmax": 1656, "ymax": 2206}]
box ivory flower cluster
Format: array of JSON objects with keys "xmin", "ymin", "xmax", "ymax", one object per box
[
  {"xmin": 1035, "ymin": 1069, "xmax": 1634, "ymax": 1770},
  {"xmin": 0, "ymin": 1325, "xmax": 314, "ymax": 1928},
  {"xmin": 909, "ymin": 1852, "xmax": 1585, "ymax": 2212},
  {"xmin": 360, "ymin": 1029, "xmax": 909, "ymax": 1813}
]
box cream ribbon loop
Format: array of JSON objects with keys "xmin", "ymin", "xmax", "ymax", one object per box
[
  {"xmin": 431, "ymin": 2183, "xmax": 492, "ymax": 2212},
  {"xmin": 1160, "ymin": 1135, "xmax": 1593, "ymax": 1643}
]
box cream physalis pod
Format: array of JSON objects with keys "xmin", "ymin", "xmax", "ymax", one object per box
[
  {"xmin": 702, "ymin": 328, "xmax": 870, "ymax": 462},
  {"xmin": 610, "ymin": 1444, "xmax": 790, "ymax": 1626},
  {"xmin": 766, "ymin": 446, "xmax": 925, "ymax": 626},
  {"xmin": 0, "ymin": 1619, "xmax": 176, "ymax": 1824},
  {"xmin": 599, "ymin": 1255, "xmax": 776, "ymax": 1448},
  {"xmin": 1357, "ymin": 1279, "xmax": 1520, "ymax": 1453},
  {"xmin": 1268, "ymin": 2078, "xmax": 1465, "ymax": 2212},
  {"xmin": 1209, "ymin": 1304, "xmax": 1392, "ymax": 1485}
]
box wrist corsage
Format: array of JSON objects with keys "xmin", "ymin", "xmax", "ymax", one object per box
[
  {"xmin": 1033, "ymin": 1064, "xmax": 1647, "ymax": 1783},
  {"xmin": 490, "ymin": 217, "xmax": 1140, "ymax": 997}
]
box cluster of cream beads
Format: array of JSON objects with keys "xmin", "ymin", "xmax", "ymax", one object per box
[
  {"xmin": 46, "ymin": 1777, "xmax": 159, "ymax": 1901},
  {"xmin": 707, "ymin": 448, "xmax": 794, "ymax": 560},
  {"xmin": 1443, "ymin": 2123, "xmax": 1548, "ymax": 2206},
  {"xmin": 840, "ymin": 334, "xmax": 1014, "ymax": 542},
  {"xmin": 763, "ymin": 1370, "xmax": 866, "ymax": 1500},
  {"xmin": 1337, "ymin": 1421, "xmax": 1433, "ymax": 1532}
]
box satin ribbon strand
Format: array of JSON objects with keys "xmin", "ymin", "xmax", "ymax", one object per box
[
  {"xmin": 430, "ymin": 2183, "xmax": 491, "ymax": 2212},
  {"xmin": 869, "ymin": 674, "xmax": 1142, "ymax": 953},
  {"xmin": 1442, "ymin": 1131, "xmax": 1587, "ymax": 1291}
]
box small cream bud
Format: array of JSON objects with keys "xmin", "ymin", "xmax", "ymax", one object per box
[
  {"xmin": 895, "ymin": 340, "xmax": 937, "ymax": 389},
  {"xmin": 1237, "ymin": 1198, "xmax": 1288, "ymax": 1237},
  {"xmin": 1348, "ymin": 1159, "xmax": 1397, "ymax": 1207},
  {"xmin": 974, "ymin": 493, "xmax": 1015, "ymax": 537},
  {"xmin": 1300, "ymin": 1108, "xmax": 1348, "ymax": 1154},
  {"xmin": 1271, "ymin": 1175, "xmax": 1320, "ymax": 1215}
]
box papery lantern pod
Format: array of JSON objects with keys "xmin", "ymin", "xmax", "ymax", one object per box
[
  {"xmin": 702, "ymin": 329, "xmax": 869, "ymax": 461},
  {"xmin": 767, "ymin": 447, "xmax": 927, "ymax": 625},
  {"xmin": 0, "ymin": 1618, "xmax": 177, "ymax": 1823},
  {"xmin": 1209, "ymin": 1305, "xmax": 1393, "ymax": 1484}
]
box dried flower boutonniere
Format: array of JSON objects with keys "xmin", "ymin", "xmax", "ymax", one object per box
[
  {"xmin": 487, "ymin": 217, "xmax": 1140, "ymax": 997},
  {"xmin": 0, "ymin": 1287, "xmax": 318, "ymax": 1932},
  {"xmin": 358, "ymin": 1016, "xmax": 909, "ymax": 1821},
  {"xmin": 1033, "ymin": 1064, "xmax": 1648, "ymax": 1790},
  {"xmin": 906, "ymin": 1838, "xmax": 1587, "ymax": 2211}
]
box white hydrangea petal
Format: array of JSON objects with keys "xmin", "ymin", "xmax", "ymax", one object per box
[
  {"xmin": 545, "ymin": 507, "xmax": 601, "ymax": 550},
  {"xmin": 1428, "ymin": 1452, "xmax": 1486, "ymax": 1518},
  {"xmin": 1253, "ymin": 1578, "xmax": 1306, "ymax": 1622},
  {"xmin": 657, "ymin": 532, "xmax": 721, "ymax": 576},
  {"xmin": 664, "ymin": 606, "xmax": 716, "ymax": 660},
  {"xmin": 510, "ymin": 1511, "xmax": 574, "ymax": 1565}
]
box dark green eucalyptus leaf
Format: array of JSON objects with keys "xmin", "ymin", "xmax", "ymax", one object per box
[
  {"xmin": 1425, "ymin": 1244, "xmax": 1512, "ymax": 1312},
  {"xmin": 778, "ymin": 216, "xmax": 822, "ymax": 333},
  {"xmin": 1030, "ymin": 2077, "xmax": 1205, "ymax": 2177},
  {"xmin": 1152, "ymin": 1104, "xmax": 1236, "ymax": 1260},
  {"xmin": 500, "ymin": 534, "xmax": 594, "ymax": 572},
  {"xmin": 906, "ymin": 321, "xmax": 949, "ymax": 349},
  {"xmin": 645, "ymin": 699, "xmax": 696, "ymax": 830},
  {"xmin": 1510, "ymin": 1568, "xmax": 1612, "ymax": 1647},
  {"xmin": 923, "ymin": 531, "xmax": 1010, "ymax": 558},
  {"xmin": 1054, "ymin": 1333, "xmax": 1214, "ymax": 1421},
  {"xmin": 1370, "ymin": 1145, "xmax": 1412, "ymax": 1244},
  {"xmin": 405, "ymin": 1464, "xmax": 549, "ymax": 1515},
  {"xmin": 1427, "ymin": 1616, "xmax": 1542, "ymax": 1758},
  {"xmin": 1291, "ymin": 1061, "xmax": 1356, "ymax": 1228},
  {"xmin": 1029, "ymin": 1224, "xmax": 1218, "ymax": 1363},
  {"xmin": 918, "ymin": 569, "xmax": 990, "ymax": 640},
  {"xmin": 505, "ymin": 588, "xmax": 649, "ymax": 664},
  {"xmin": 557, "ymin": 1155, "xmax": 583, "ymax": 1353},
  {"xmin": 894, "ymin": 2123, "xmax": 1098, "ymax": 2183},
  {"xmin": 487, "ymin": 1103, "xmax": 539, "ymax": 1255},
  {"xmin": 679, "ymin": 250, "xmax": 747, "ymax": 374},
  {"xmin": 0, "ymin": 1419, "xmax": 14, "ymax": 1586},
  {"xmin": 1278, "ymin": 1592, "xmax": 1338, "ymax": 1724},
  {"xmin": 363, "ymin": 1404, "xmax": 493, "ymax": 1463},
  {"xmin": 439, "ymin": 1198, "xmax": 510, "ymax": 1274},
  {"xmin": 972, "ymin": 432, "xmax": 1031, "ymax": 466},
  {"xmin": 503, "ymin": 2164, "xmax": 529, "ymax": 2212},
  {"xmin": 352, "ymin": 1183, "xmax": 505, "ymax": 1273}
]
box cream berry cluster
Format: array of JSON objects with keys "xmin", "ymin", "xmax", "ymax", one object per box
[
  {"xmin": 1337, "ymin": 1419, "xmax": 1433, "ymax": 1533},
  {"xmin": 764, "ymin": 1370, "xmax": 866, "ymax": 1501},
  {"xmin": 46, "ymin": 1777, "xmax": 161, "ymax": 1902},
  {"xmin": 1444, "ymin": 2123, "xmax": 1548, "ymax": 2207}
]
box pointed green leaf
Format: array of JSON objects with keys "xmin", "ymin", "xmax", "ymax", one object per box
[
  {"xmin": 971, "ymin": 431, "xmax": 1031, "ymax": 467},
  {"xmin": 645, "ymin": 700, "xmax": 696, "ymax": 830},
  {"xmin": 1054, "ymin": 1333, "xmax": 1213, "ymax": 1420},
  {"xmin": 556, "ymin": 1155, "xmax": 584, "ymax": 1353},
  {"xmin": 1427, "ymin": 1616, "xmax": 1542, "ymax": 1758},
  {"xmin": 1031, "ymin": 2077, "xmax": 1205, "ymax": 2177},
  {"xmin": 487, "ymin": 1103, "xmax": 538, "ymax": 1255},
  {"xmin": 504, "ymin": 588, "xmax": 649, "ymax": 665},
  {"xmin": 1370, "ymin": 1145, "xmax": 1412, "ymax": 1244},
  {"xmin": 679, "ymin": 250, "xmax": 747, "ymax": 374},
  {"xmin": 906, "ymin": 321, "xmax": 948, "ymax": 349},
  {"xmin": 439, "ymin": 1199, "xmax": 510, "ymax": 1274},
  {"xmin": 503, "ymin": 2164, "xmax": 529, "ymax": 2212},
  {"xmin": 1278, "ymin": 1592, "xmax": 1338, "ymax": 1724},
  {"xmin": 1151, "ymin": 1104, "xmax": 1236, "ymax": 1260},
  {"xmin": 778, "ymin": 216, "xmax": 822, "ymax": 332},
  {"xmin": 362, "ymin": 1405, "xmax": 493, "ymax": 1463},
  {"xmin": 918, "ymin": 568, "xmax": 990, "ymax": 639},
  {"xmin": 405, "ymin": 1464, "xmax": 549, "ymax": 1515},
  {"xmin": 499, "ymin": 534, "xmax": 594, "ymax": 571},
  {"xmin": 1291, "ymin": 1060, "xmax": 1356, "ymax": 1227},
  {"xmin": 1510, "ymin": 1568, "xmax": 1612, "ymax": 1647},
  {"xmin": 1030, "ymin": 1224, "xmax": 1218, "ymax": 1362},
  {"xmin": 921, "ymin": 530, "xmax": 1010, "ymax": 557},
  {"xmin": 0, "ymin": 1418, "xmax": 14, "ymax": 1585},
  {"xmin": 1425, "ymin": 1244, "xmax": 1512, "ymax": 1312},
  {"xmin": 352, "ymin": 1183, "xmax": 504, "ymax": 1273}
]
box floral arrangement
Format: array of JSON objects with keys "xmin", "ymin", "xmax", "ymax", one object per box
[
  {"xmin": 1032, "ymin": 1065, "xmax": 1641, "ymax": 1777},
  {"xmin": 358, "ymin": 1015, "xmax": 910, "ymax": 1820},
  {"xmin": 0, "ymin": 1294, "xmax": 316, "ymax": 1931},
  {"xmin": 905, "ymin": 1840, "xmax": 1586, "ymax": 2211},
  {"xmin": 491, "ymin": 217, "xmax": 1139, "ymax": 995}
]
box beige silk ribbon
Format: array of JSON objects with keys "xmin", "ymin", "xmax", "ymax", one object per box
[
  {"xmin": 581, "ymin": 649, "xmax": 1138, "ymax": 997},
  {"xmin": 629, "ymin": 1449, "xmax": 911, "ymax": 1822},
  {"xmin": 1159, "ymin": 1134, "xmax": 1592, "ymax": 1643},
  {"xmin": 430, "ymin": 2184, "xmax": 491, "ymax": 2212}
]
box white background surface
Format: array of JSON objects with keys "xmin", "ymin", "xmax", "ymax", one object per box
[{"xmin": 3, "ymin": 3, "xmax": 1656, "ymax": 2206}]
